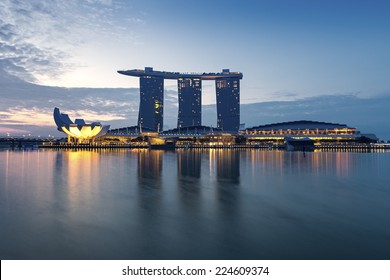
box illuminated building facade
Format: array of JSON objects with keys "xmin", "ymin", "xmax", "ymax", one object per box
[
  {"xmin": 178, "ymin": 78, "xmax": 202, "ymax": 128},
  {"xmin": 53, "ymin": 107, "xmax": 110, "ymax": 143},
  {"xmin": 138, "ymin": 75, "xmax": 164, "ymax": 131},
  {"xmin": 118, "ymin": 67, "xmax": 243, "ymax": 132},
  {"xmin": 244, "ymin": 120, "xmax": 359, "ymax": 143},
  {"xmin": 245, "ymin": 120, "xmax": 357, "ymax": 136},
  {"xmin": 216, "ymin": 71, "xmax": 240, "ymax": 132}
]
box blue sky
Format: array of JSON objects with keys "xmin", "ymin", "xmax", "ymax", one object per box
[{"xmin": 0, "ymin": 0, "xmax": 390, "ymax": 138}]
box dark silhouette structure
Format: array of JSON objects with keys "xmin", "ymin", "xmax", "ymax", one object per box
[
  {"xmin": 178, "ymin": 77, "xmax": 202, "ymax": 128},
  {"xmin": 216, "ymin": 72, "xmax": 241, "ymax": 132},
  {"xmin": 118, "ymin": 67, "xmax": 243, "ymax": 132},
  {"xmin": 138, "ymin": 76, "xmax": 164, "ymax": 131}
]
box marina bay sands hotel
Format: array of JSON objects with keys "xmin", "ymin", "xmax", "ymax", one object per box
[{"xmin": 118, "ymin": 67, "xmax": 243, "ymax": 132}]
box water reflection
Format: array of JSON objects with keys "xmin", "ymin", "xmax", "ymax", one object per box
[
  {"xmin": 177, "ymin": 150, "xmax": 201, "ymax": 178},
  {"xmin": 176, "ymin": 150, "xmax": 202, "ymax": 202},
  {"xmin": 214, "ymin": 150, "xmax": 240, "ymax": 183},
  {"xmin": 1, "ymin": 149, "xmax": 390, "ymax": 259},
  {"xmin": 245, "ymin": 150, "xmax": 354, "ymax": 178},
  {"xmin": 138, "ymin": 150, "xmax": 163, "ymax": 180},
  {"xmin": 212, "ymin": 150, "xmax": 243, "ymax": 258}
]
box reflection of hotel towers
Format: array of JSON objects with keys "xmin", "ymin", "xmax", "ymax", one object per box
[
  {"xmin": 215, "ymin": 150, "xmax": 240, "ymax": 182},
  {"xmin": 177, "ymin": 150, "xmax": 201, "ymax": 178},
  {"xmin": 137, "ymin": 150, "xmax": 163, "ymax": 179},
  {"xmin": 118, "ymin": 67, "xmax": 243, "ymax": 132}
]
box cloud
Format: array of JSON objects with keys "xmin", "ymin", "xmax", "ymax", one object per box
[
  {"xmin": 0, "ymin": 106, "xmax": 126, "ymax": 127},
  {"xmin": 240, "ymin": 94, "xmax": 390, "ymax": 140},
  {"xmin": 86, "ymin": 0, "xmax": 112, "ymax": 5},
  {"xmin": 0, "ymin": 1, "xmax": 77, "ymax": 82},
  {"xmin": 0, "ymin": 68, "xmax": 136, "ymax": 136},
  {"xmin": 0, "ymin": 106, "xmax": 54, "ymax": 126},
  {"xmin": 0, "ymin": 0, "xmax": 144, "ymax": 84},
  {"xmin": 0, "ymin": 126, "xmax": 30, "ymax": 134},
  {"xmin": 164, "ymin": 89, "xmax": 179, "ymax": 106},
  {"xmin": 80, "ymin": 96, "xmax": 134, "ymax": 108},
  {"xmin": 272, "ymin": 91, "xmax": 299, "ymax": 100},
  {"xmin": 64, "ymin": 109, "xmax": 127, "ymax": 122},
  {"xmin": 1, "ymin": 64, "xmax": 389, "ymax": 139}
]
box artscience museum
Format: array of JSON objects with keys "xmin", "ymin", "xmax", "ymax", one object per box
[{"xmin": 53, "ymin": 107, "xmax": 110, "ymax": 143}]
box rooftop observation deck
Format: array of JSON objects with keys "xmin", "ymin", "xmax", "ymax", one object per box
[{"xmin": 117, "ymin": 67, "xmax": 243, "ymax": 80}]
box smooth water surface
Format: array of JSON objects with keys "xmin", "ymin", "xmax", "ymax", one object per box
[{"xmin": 1, "ymin": 149, "xmax": 390, "ymax": 259}]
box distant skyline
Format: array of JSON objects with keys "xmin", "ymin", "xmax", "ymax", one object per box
[{"xmin": 1, "ymin": 0, "xmax": 390, "ymax": 138}]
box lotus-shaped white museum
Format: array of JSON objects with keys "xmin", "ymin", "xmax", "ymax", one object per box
[{"xmin": 53, "ymin": 107, "xmax": 110, "ymax": 142}]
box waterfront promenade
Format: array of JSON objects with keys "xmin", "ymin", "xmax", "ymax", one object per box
[
  {"xmin": 2, "ymin": 137, "xmax": 390, "ymax": 152},
  {"xmin": 38, "ymin": 141, "xmax": 390, "ymax": 152}
]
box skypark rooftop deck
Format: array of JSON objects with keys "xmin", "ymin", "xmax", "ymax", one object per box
[{"xmin": 118, "ymin": 67, "xmax": 243, "ymax": 80}]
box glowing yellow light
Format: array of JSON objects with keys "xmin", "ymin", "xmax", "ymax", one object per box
[{"xmin": 61, "ymin": 125, "xmax": 103, "ymax": 140}]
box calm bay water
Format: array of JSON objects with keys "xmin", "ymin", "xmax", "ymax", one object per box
[{"xmin": 0, "ymin": 149, "xmax": 390, "ymax": 260}]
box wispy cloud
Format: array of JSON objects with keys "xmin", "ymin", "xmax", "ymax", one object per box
[
  {"xmin": 65, "ymin": 109, "xmax": 127, "ymax": 122},
  {"xmin": 0, "ymin": 106, "xmax": 126, "ymax": 127},
  {"xmin": 0, "ymin": 126, "xmax": 30, "ymax": 134},
  {"xmin": 0, "ymin": 0, "xmax": 144, "ymax": 83},
  {"xmin": 80, "ymin": 96, "xmax": 134, "ymax": 108},
  {"xmin": 0, "ymin": 106, "xmax": 54, "ymax": 126}
]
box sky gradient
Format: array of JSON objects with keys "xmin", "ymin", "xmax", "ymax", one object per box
[{"xmin": 0, "ymin": 0, "xmax": 389, "ymax": 138}]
